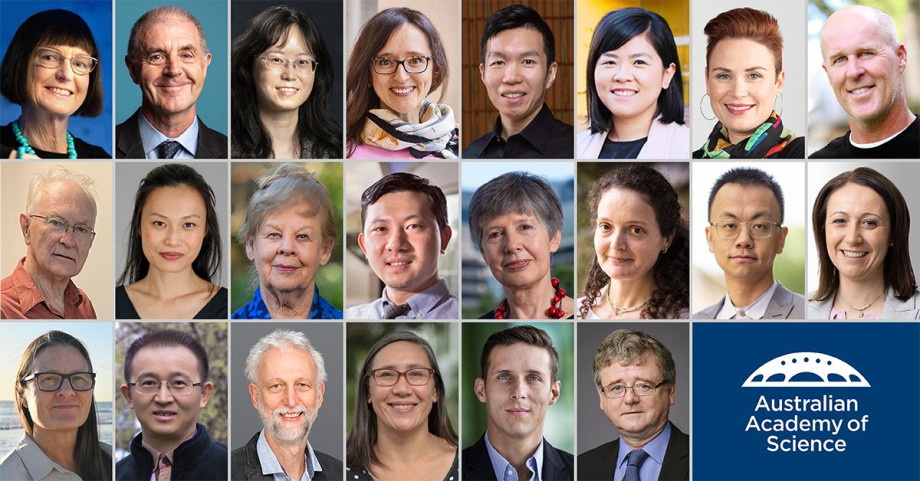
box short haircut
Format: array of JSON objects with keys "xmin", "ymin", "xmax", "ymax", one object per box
[
  {"xmin": 124, "ymin": 329, "xmax": 210, "ymax": 383},
  {"xmin": 245, "ymin": 329, "xmax": 327, "ymax": 385},
  {"xmin": 126, "ymin": 6, "xmax": 209, "ymax": 65},
  {"xmin": 704, "ymin": 7, "xmax": 783, "ymax": 75},
  {"xmin": 468, "ymin": 172, "xmax": 563, "ymax": 252},
  {"xmin": 480, "ymin": 4, "xmax": 555, "ymax": 66},
  {"xmin": 708, "ymin": 167, "xmax": 785, "ymax": 223},
  {"xmin": 586, "ymin": 8, "xmax": 684, "ymax": 132},
  {"xmin": 821, "ymin": 6, "xmax": 900, "ymax": 59},
  {"xmin": 592, "ymin": 329, "xmax": 676, "ymax": 387},
  {"xmin": 360, "ymin": 172, "xmax": 449, "ymax": 231},
  {"xmin": 0, "ymin": 9, "xmax": 104, "ymax": 117},
  {"xmin": 26, "ymin": 165, "xmax": 97, "ymax": 216},
  {"xmin": 480, "ymin": 325, "xmax": 559, "ymax": 383}
]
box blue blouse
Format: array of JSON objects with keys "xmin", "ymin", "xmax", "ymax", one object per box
[{"xmin": 231, "ymin": 286, "xmax": 342, "ymax": 319}]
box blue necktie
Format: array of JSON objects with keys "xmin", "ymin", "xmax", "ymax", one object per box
[
  {"xmin": 157, "ymin": 140, "xmax": 181, "ymax": 159},
  {"xmin": 623, "ymin": 449, "xmax": 649, "ymax": 481}
]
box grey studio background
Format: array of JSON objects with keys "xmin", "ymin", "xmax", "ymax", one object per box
[
  {"xmin": 229, "ymin": 322, "xmax": 344, "ymax": 458},
  {"xmin": 576, "ymin": 322, "xmax": 689, "ymax": 454},
  {"xmin": 114, "ymin": 162, "xmax": 229, "ymax": 294}
]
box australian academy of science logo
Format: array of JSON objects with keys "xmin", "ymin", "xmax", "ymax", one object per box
[{"xmin": 741, "ymin": 352, "xmax": 870, "ymax": 453}]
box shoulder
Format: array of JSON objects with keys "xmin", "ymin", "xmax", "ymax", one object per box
[
  {"xmin": 345, "ymin": 301, "xmax": 380, "ymax": 320},
  {"xmin": 578, "ymin": 438, "xmax": 619, "ymax": 465},
  {"xmin": 313, "ymin": 293, "xmax": 343, "ymax": 319},
  {"xmin": 463, "ymin": 132, "xmax": 492, "ymax": 158},
  {"xmin": 576, "ymin": 129, "xmax": 606, "ymax": 159},
  {"xmin": 807, "ymin": 291, "xmax": 832, "ymax": 319},
  {"xmin": 693, "ymin": 297, "xmax": 724, "ymax": 320},
  {"xmin": 71, "ymin": 135, "xmax": 111, "ymax": 159},
  {"xmin": 809, "ymin": 134, "xmax": 849, "ymax": 158},
  {"xmin": 314, "ymin": 449, "xmax": 344, "ymax": 478},
  {"xmin": 0, "ymin": 448, "xmax": 26, "ymax": 479},
  {"xmin": 772, "ymin": 136, "xmax": 805, "ymax": 158}
]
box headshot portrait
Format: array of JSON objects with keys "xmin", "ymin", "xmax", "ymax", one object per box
[
  {"xmin": 115, "ymin": 162, "xmax": 229, "ymax": 320},
  {"xmin": 345, "ymin": 162, "xmax": 460, "ymax": 319},
  {"xmin": 230, "ymin": 324, "xmax": 344, "ymax": 481},
  {"xmin": 576, "ymin": 3, "xmax": 690, "ymax": 159},
  {"xmin": 1, "ymin": 162, "xmax": 113, "ymax": 320},
  {"xmin": 462, "ymin": 1, "xmax": 574, "ymax": 159},
  {"xmin": 691, "ymin": 1, "xmax": 806, "ymax": 158},
  {"xmin": 577, "ymin": 163, "xmax": 689, "ymax": 320},
  {"xmin": 231, "ymin": 1, "xmax": 343, "ymax": 159},
  {"xmin": 346, "ymin": 323, "xmax": 458, "ymax": 481},
  {"xmin": 577, "ymin": 323, "xmax": 689, "ymax": 481},
  {"xmin": 807, "ymin": 162, "xmax": 920, "ymax": 319},
  {"xmin": 692, "ymin": 162, "xmax": 806, "ymax": 320},
  {"xmin": 345, "ymin": 1, "xmax": 459, "ymax": 159},
  {"xmin": 115, "ymin": 322, "xmax": 228, "ymax": 480},
  {"xmin": 462, "ymin": 163, "xmax": 575, "ymax": 319},
  {"xmin": 0, "ymin": 323, "xmax": 113, "ymax": 481},
  {"xmin": 808, "ymin": 2, "xmax": 919, "ymax": 158},
  {"xmin": 115, "ymin": 1, "xmax": 228, "ymax": 159},
  {"xmin": 461, "ymin": 323, "xmax": 574, "ymax": 481},
  {"xmin": 231, "ymin": 162, "xmax": 343, "ymax": 319}
]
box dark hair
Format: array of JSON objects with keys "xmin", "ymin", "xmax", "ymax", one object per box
[
  {"xmin": 708, "ymin": 167, "xmax": 784, "ymax": 222},
  {"xmin": 124, "ymin": 329, "xmax": 211, "ymax": 383},
  {"xmin": 704, "ymin": 7, "xmax": 783, "ymax": 75},
  {"xmin": 586, "ymin": 8, "xmax": 684, "ymax": 133},
  {"xmin": 811, "ymin": 167, "xmax": 916, "ymax": 302},
  {"xmin": 346, "ymin": 8, "xmax": 449, "ymax": 155},
  {"xmin": 15, "ymin": 331, "xmax": 112, "ymax": 480},
  {"xmin": 580, "ymin": 165, "xmax": 689, "ymax": 319},
  {"xmin": 231, "ymin": 5, "xmax": 341, "ymax": 158},
  {"xmin": 480, "ymin": 4, "xmax": 555, "ymax": 66},
  {"xmin": 1, "ymin": 9, "xmax": 104, "ymax": 117},
  {"xmin": 346, "ymin": 331, "xmax": 457, "ymax": 475},
  {"xmin": 360, "ymin": 172, "xmax": 448, "ymax": 231},
  {"xmin": 118, "ymin": 164, "xmax": 221, "ymax": 288},
  {"xmin": 468, "ymin": 171, "xmax": 563, "ymax": 252},
  {"xmin": 480, "ymin": 325, "xmax": 559, "ymax": 383}
]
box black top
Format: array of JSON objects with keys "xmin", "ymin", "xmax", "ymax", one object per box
[
  {"xmin": 463, "ymin": 434, "xmax": 573, "ymax": 481},
  {"xmin": 464, "ymin": 104, "xmax": 573, "ymax": 159},
  {"xmin": 1, "ymin": 121, "xmax": 111, "ymax": 159},
  {"xmin": 348, "ymin": 451, "xmax": 458, "ymax": 481},
  {"xmin": 115, "ymin": 285, "xmax": 228, "ymax": 319},
  {"xmin": 692, "ymin": 136, "xmax": 805, "ymax": 159},
  {"xmin": 231, "ymin": 431, "xmax": 344, "ymax": 481},
  {"xmin": 810, "ymin": 116, "xmax": 919, "ymax": 159},
  {"xmin": 117, "ymin": 423, "xmax": 227, "ymax": 481},
  {"xmin": 599, "ymin": 137, "xmax": 647, "ymax": 159},
  {"xmin": 578, "ymin": 422, "xmax": 690, "ymax": 481}
]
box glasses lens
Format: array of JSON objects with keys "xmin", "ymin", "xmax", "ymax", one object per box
[
  {"xmin": 374, "ymin": 370, "xmax": 397, "ymax": 386},
  {"xmin": 406, "ymin": 369, "xmax": 431, "ymax": 385},
  {"xmin": 168, "ymin": 380, "xmax": 191, "ymax": 394},
  {"xmin": 36, "ymin": 373, "xmax": 63, "ymax": 391},
  {"xmin": 70, "ymin": 373, "xmax": 94, "ymax": 391},
  {"xmin": 405, "ymin": 56, "xmax": 428, "ymax": 73},
  {"xmin": 71, "ymin": 56, "xmax": 96, "ymax": 74}
]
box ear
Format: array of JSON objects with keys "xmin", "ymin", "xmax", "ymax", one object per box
[
  {"xmin": 120, "ymin": 384, "xmax": 134, "ymax": 408},
  {"xmin": 776, "ymin": 226, "xmax": 788, "ymax": 254},
  {"xmin": 548, "ymin": 380, "xmax": 561, "ymax": 405},
  {"xmin": 125, "ymin": 57, "xmax": 139, "ymax": 84},
  {"xmin": 662, "ymin": 62, "xmax": 676, "ymax": 89},
  {"xmin": 319, "ymin": 239, "xmax": 334, "ymax": 266},
  {"xmin": 662, "ymin": 233, "xmax": 674, "ymax": 253},
  {"xmin": 474, "ymin": 377, "xmax": 487, "ymax": 403},
  {"xmin": 203, "ymin": 52, "xmax": 212, "ymax": 70},
  {"xmin": 316, "ymin": 382, "xmax": 325, "ymax": 410},
  {"xmin": 549, "ymin": 229, "xmax": 562, "ymax": 254},
  {"xmin": 245, "ymin": 237, "xmax": 255, "ymax": 261},
  {"xmin": 479, "ymin": 63, "xmax": 485, "ymax": 82},
  {"xmin": 596, "ymin": 385, "xmax": 605, "ymax": 411},
  {"xmin": 439, "ymin": 226, "xmax": 452, "ymax": 254},
  {"xmin": 775, "ymin": 69, "xmax": 785, "ymax": 91},
  {"xmin": 249, "ymin": 383, "xmax": 259, "ymax": 411},
  {"xmin": 544, "ymin": 61, "xmax": 558, "ymax": 90},
  {"xmin": 199, "ymin": 381, "xmax": 213, "ymax": 408},
  {"xmin": 704, "ymin": 67, "xmax": 709, "ymax": 92},
  {"xmin": 358, "ymin": 233, "xmax": 368, "ymax": 256},
  {"xmin": 20, "ymin": 213, "xmax": 31, "ymax": 245},
  {"xmin": 667, "ymin": 379, "xmax": 676, "ymax": 407},
  {"xmin": 705, "ymin": 225, "xmax": 715, "ymax": 253},
  {"xmin": 897, "ymin": 43, "xmax": 907, "ymax": 73}
]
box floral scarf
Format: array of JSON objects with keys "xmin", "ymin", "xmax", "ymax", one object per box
[
  {"xmin": 360, "ymin": 101, "xmax": 458, "ymax": 158},
  {"xmin": 699, "ymin": 111, "xmax": 796, "ymax": 159}
]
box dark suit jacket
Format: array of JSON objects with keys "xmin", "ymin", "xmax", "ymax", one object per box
[
  {"xmin": 230, "ymin": 432, "xmax": 343, "ymax": 481},
  {"xmin": 463, "ymin": 433, "xmax": 573, "ymax": 481},
  {"xmin": 116, "ymin": 108, "xmax": 228, "ymax": 159},
  {"xmin": 577, "ymin": 422, "xmax": 689, "ymax": 481}
]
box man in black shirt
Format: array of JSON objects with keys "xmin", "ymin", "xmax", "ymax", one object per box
[{"xmin": 464, "ymin": 5, "xmax": 573, "ymax": 159}]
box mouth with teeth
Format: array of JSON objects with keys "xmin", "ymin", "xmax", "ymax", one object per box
[
  {"xmin": 390, "ymin": 86, "xmax": 416, "ymax": 95},
  {"xmin": 502, "ymin": 92, "xmax": 525, "ymax": 99},
  {"xmin": 841, "ymin": 250, "xmax": 868, "ymax": 258},
  {"xmin": 389, "ymin": 403, "xmax": 417, "ymax": 412},
  {"xmin": 725, "ymin": 104, "xmax": 754, "ymax": 114},
  {"xmin": 385, "ymin": 259, "xmax": 413, "ymax": 272},
  {"xmin": 276, "ymin": 87, "xmax": 299, "ymax": 95},
  {"xmin": 46, "ymin": 86, "xmax": 73, "ymax": 96},
  {"xmin": 612, "ymin": 89, "xmax": 638, "ymax": 97},
  {"xmin": 152, "ymin": 410, "xmax": 177, "ymax": 422}
]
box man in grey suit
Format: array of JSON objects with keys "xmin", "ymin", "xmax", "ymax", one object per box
[{"xmin": 694, "ymin": 168, "xmax": 805, "ymax": 320}]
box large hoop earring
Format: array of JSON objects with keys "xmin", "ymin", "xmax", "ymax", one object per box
[
  {"xmin": 699, "ymin": 93, "xmax": 716, "ymax": 121},
  {"xmin": 774, "ymin": 92, "xmax": 784, "ymax": 117}
]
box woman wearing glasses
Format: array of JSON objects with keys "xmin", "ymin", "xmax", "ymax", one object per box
[
  {"xmin": 0, "ymin": 10, "xmax": 109, "ymax": 159},
  {"xmin": 347, "ymin": 331, "xmax": 457, "ymax": 480},
  {"xmin": 345, "ymin": 8, "xmax": 458, "ymax": 159},
  {"xmin": 231, "ymin": 5, "xmax": 341, "ymax": 159},
  {"xmin": 1, "ymin": 330, "xmax": 111, "ymax": 480}
]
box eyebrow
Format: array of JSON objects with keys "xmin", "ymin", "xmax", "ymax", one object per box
[
  {"xmin": 376, "ymin": 51, "xmax": 429, "ymax": 58},
  {"xmin": 601, "ymin": 51, "xmax": 652, "ymax": 60},
  {"xmin": 596, "ymin": 216, "xmax": 651, "ymax": 225},
  {"xmin": 487, "ymin": 49, "xmax": 540, "ymax": 59},
  {"xmin": 148, "ymin": 212, "xmax": 202, "ymax": 219},
  {"xmin": 714, "ymin": 210, "xmax": 773, "ymax": 220},
  {"xmin": 374, "ymin": 362, "xmax": 430, "ymax": 370},
  {"xmin": 711, "ymin": 66, "xmax": 768, "ymax": 73}
]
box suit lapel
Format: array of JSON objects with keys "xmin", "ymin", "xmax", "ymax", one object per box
[
  {"xmin": 116, "ymin": 109, "xmax": 146, "ymax": 158},
  {"xmin": 658, "ymin": 423, "xmax": 690, "ymax": 480},
  {"xmin": 464, "ymin": 435, "xmax": 499, "ymax": 481}
]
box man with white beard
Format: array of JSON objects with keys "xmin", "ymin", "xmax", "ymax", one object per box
[{"xmin": 231, "ymin": 330, "xmax": 343, "ymax": 480}]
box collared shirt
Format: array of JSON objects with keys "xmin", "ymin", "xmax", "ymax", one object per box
[
  {"xmin": 138, "ymin": 111, "xmax": 198, "ymax": 159},
  {"xmin": 0, "ymin": 433, "xmax": 81, "ymax": 481},
  {"xmin": 344, "ymin": 278, "xmax": 458, "ymax": 320},
  {"xmin": 255, "ymin": 430, "xmax": 322, "ymax": 481},
  {"xmin": 464, "ymin": 104, "xmax": 573, "ymax": 159},
  {"xmin": 484, "ymin": 431, "xmax": 543, "ymax": 481},
  {"xmin": 231, "ymin": 285, "xmax": 342, "ymax": 319},
  {"xmin": 141, "ymin": 440, "xmax": 174, "ymax": 481},
  {"xmin": 1, "ymin": 257, "xmax": 96, "ymax": 319},
  {"xmin": 716, "ymin": 280, "xmax": 779, "ymax": 320},
  {"xmin": 613, "ymin": 422, "xmax": 671, "ymax": 481}
]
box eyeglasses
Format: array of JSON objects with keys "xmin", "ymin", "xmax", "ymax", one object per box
[
  {"xmin": 371, "ymin": 56, "xmax": 430, "ymax": 75},
  {"xmin": 259, "ymin": 55, "xmax": 318, "ymax": 73},
  {"xmin": 30, "ymin": 215, "xmax": 96, "ymax": 241},
  {"xmin": 369, "ymin": 368, "xmax": 434, "ymax": 386},
  {"xmin": 709, "ymin": 220, "xmax": 780, "ymax": 240},
  {"xmin": 34, "ymin": 47, "xmax": 98, "ymax": 75},
  {"xmin": 600, "ymin": 380, "xmax": 668, "ymax": 399},
  {"xmin": 141, "ymin": 50, "xmax": 201, "ymax": 66},
  {"xmin": 127, "ymin": 378, "xmax": 204, "ymax": 395},
  {"xmin": 21, "ymin": 372, "xmax": 96, "ymax": 392}
]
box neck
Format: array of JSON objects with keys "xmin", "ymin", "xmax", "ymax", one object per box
[
  {"xmin": 374, "ymin": 424, "xmax": 436, "ymax": 466},
  {"xmin": 20, "ymin": 105, "xmax": 70, "ymax": 153},
  {"xmin": 258, "ymin": 108, "xmax": 300, "ymax": 159},
  {"xmin": 504, "ymin": 276, "xmax": 555, "ymax": 319},
  {"xmin": 23, "ymin": 256, "xmax": 70, "ymax": 308},
  {"xmin": 621, "ymin": 422, "xmax": 666, "ymax": 449},
  {"xmin": 143, "ymin": 423, "xmax": 197, "ymax": 456},
  {"xmin": 264, "ymin": 432, "xmax": 308, "ymax": 480},
  {"xmin": 385, "ymin": 275, "xmax": 439, "ymax": 305},
  {"xmin": 609, "ymin": 112, "xmax": 655, "ymax": 142},
  {"xmin": 836, "ymin": 275, "xmax": 887, "ymax": 307},
  {"xmin": 141, "ymin": 104, "xmax": 195, "ymax": 138},
  {"xmin": 849, "ymin": 101, "xmax": 916, "ymax": 144},
  {"xmin": 31, "ymin": 426, "xmax": 78, "ymax": 472},
  {"xmin": 262, "ymin": 282, "xmax": 314, "ymax": 319},
  {"xmin": 134, "ymin": 269, "xmax": 205, "ymax": 299},
  {"xmin": 607, "ymin": 275, "xmax": 656, "ymax": 309},
  {"xmin": 487, "ymin": 428, "xmax": 541, "ymax": 477},
  {"xmin": 499, "ymin": 105, "xmax": 543, "ymax": 139},
  {"xmin": 725, "ymin": 273, "xmax": 775, "ymax": 308}
]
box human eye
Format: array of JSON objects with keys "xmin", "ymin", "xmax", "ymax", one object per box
[
  {"xmin": 376, "ymin": 57, "xmax": 394, "ymax": 67},
  {"xmin": 36, "ymin": 373, "xmax": 62, "ymax": 389},
  {"xmin": 829, "ymin": 217, "xmax": 847, "ymax": 226},
  {"xmin": 296, "ymin": 233, "xmax": 310, "ymax": 241},
  {"xmin": 407, "ymin": 56, "xmax": 425, "ymax": 66},
  {"xmin": 858, "ymin": 51, "xmax": 874, "ymax": 58},
  {"xmin": 170, "ymin": 379, "xmax": 190, "ymax": 389},
  {"xmin": 720, "ymin": 222, "xmax": 737, "ymax": 231},
  {"xmin": 597, "ymin": 222, "xmax": 611, "ymax": 231},
  {"xmin": 70, "ymin": 373, "xmax": 93, "ymax": 387},
  {"xmin": 137, "ymin": 379, "xmax": 158, "ymax": 388},
  {"xmin": 610, "ymin": 384, "xmax": 626, "ymax": 395},
  {"xmin": 487, "ymin": 230, "xmax": 503, "ymax": 240},
  {"xmin": 860, "ymin": 219, "xmax": 880, "ymax": 229},
  {"xmin": 716, "ymin": 73, "xmax": 731, "ymax": 81},
  {"xmin": 522, "ymin": 58, "xmax": 537, "ymax": 66},
  {"xmin": 147, "ymin": 53, "xmax": 165, "ymax": 63},
  {"xmin": 46, "ymin": 217, "xmax": 67, "ymax": 229},
  {"xmin": 634, "ymin": 59, "xmax": 648, "ymax": 66},
  {"xmin": 296, "ymin": 381, "xmax": 311, "ymax": 391},
  {"xmin": 182, "ymin": 222, "xmax": 196, "ymax": 229},
  {"xmin": 268, "ymin": 383, "xmax": 283, "ymax": 393},
  {"xmin": 497, "ymin": 373, "xmax": 511, "ymax": 381},
  {"xmin": 376, "ymin": 370, "xmax": 397, "ymax": 380},
  {"xmin": 407, "ymin": 369, "xmax": 428, "ymax": 379},
  {"xmin": 751, "ymin": 222, "xmax": 769, "ymax": 232},
  {"xmin": 295, "ymin": 58, "xmax": 311, "ymax": 68},
  {"xmin": 371, "ymin": 225, "xmax": 387, "ymax": 234},
  {"xmin": 152, "ymin": 220, "xmax": 166, "ymax": 228},
  {"xmin": 630, "ymin": 225, "xmax": 645, "ymax": 235},
  {"xmin": 832, "ymin": 56, "xmax": 846, "ymax": 65},
  {"xmin": 74, "ymin": 225, "xmax": 93, "ymax": 236},
  {"xmin": 180, "ymin": 51, "xmax": 195, "ymax": 61},
  {"xmin": 268, "ymin": 55, "xmax": 286, "ymax": 65},
  {"xmin": 526, "ymin": 374, "xmax": 541, "ymax": 382},
  {"xmin": 73, "ymin": 56, "xmax": 92, "ymax": 68},
  {"xmin": 489, "ymin": 59, "xmax": 505, "ymax": 67}
]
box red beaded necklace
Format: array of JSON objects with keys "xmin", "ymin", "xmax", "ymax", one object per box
[{"xmin": 494, "ymin": 278, "xmax": 567, "ymax": 319}]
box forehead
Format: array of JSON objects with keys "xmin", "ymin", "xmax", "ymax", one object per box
[
  {"xmin": 371, "ymin": 340, "xmax": 431, "ymax": 368},
  {"xmin": 488, "ymin": 27, "xmax": 546, "ymax": 57},
  {"xmin": 709, "ymin": 38, "xmax": 775, "ymax": 68},
  {"xmin": 608, "ymin": 33, "xmax": 656, "ymax": 55},
  {"xmin": 143, "ymin": 185, "xmax": 206, "ymax": 213},
  {"xmin": 827, "ymin": 183, "xmax": 888, "ymax": 214},
  {"xmin": 259, "ymin": 346, "xmax": 316, "ymax": 377},
  {"xmin": 487, "ymin": 343, "xmax": 551, "ymax": 373},
  {"xmin": 379, "ymin": 23, "xmax": 431, "ymax": 54},
  {"xmin": 35, "ymin": 180, "xmax": 95, "ymax": 219},
  {"xmin": 599, "ymin": 354, "xmax": 661, "ymax": 383},
  {"xmin": 822, "ymin": 11, "xmax": 887, "ymax": 55},
  {"xmin": 140, "ymin": 18, "xmax": 201, "ymax": 48},
  {"xmin": 132, "ymin": 344, "xmax": 201, "ymax": 376},
  {"xmin": 367, "ymin": 190, "xmax": 436, "ymax": 219},
  {"xmin": 260, "ymin": 206, "xmax": 321, "ymax": 229},
  {"xmin": 712, "ymin": 183, "xmax": 780, "ymax": 214},
  {"xmin": 271, "ymin": 26, "xmax": 310, "ymax": 51},
  {"xmin": 598, "ymin": 188, "xmax": 654, "ymax": 218},
  {"xmin": 33, "ymin": 344, "xmax": 89, "ymax": 371}
]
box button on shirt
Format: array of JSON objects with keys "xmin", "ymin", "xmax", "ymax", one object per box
[
  {"xmin": 138, "ymin": 111, "xmax": 198, "ymax": 159},
  {"xmin": 484, "ymin": 431, "xmax": 543, "ymax": 481},
  {"xmin": 345, "ymin": 278, "xmax": 458, "ymax": 320},
  {"xmin": 463, "ymin": 104, "xmax": 574, "ymax": 159},
  {"xmin": 614, "ymin": 422, "xmax": 671, "ymax": 481},
  {"xmin": 256, "ymin": 430, "xmax": 322, "ymax": 481},
  {"xmin": 715, "ymin": 280, "xmax": 779, "ymax": 320}
]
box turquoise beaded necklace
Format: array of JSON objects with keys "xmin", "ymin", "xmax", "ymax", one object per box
[{"xmin": 12, "ymin": 119, "xmax": 77, "ymax": 159}]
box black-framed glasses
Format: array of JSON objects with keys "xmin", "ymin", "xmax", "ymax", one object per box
[
  {"xmin": 371, "ymin": 56, "xmax": 430, "ymax": 74},
  {"xmin": 258, "ymin": 55, "xmax": 318, "ymax": 73},
  {"xmin": 30, "ymin": 214, "xmax": 96, "ymax": 241},
  {"xmin": 600, "ymin": 380, "xmax": 668, "ymax": 399},
  {"xmin": 127, "ymin": 379, "xmax": 203, "ymax": 395},
  {"xmin": 709, "ymin": 220, "xmax": 781, "ymax": 240},
  {"xmin": 34, "ymin": 47, "xmax": 98, "ymax": 75},
  {"xmin": 21, "ymin": 372, "xmax": 96, "ymax": 392},
  {"xmin": 369, "ymin": 368, "xmax": 434, "ymax": 386}
]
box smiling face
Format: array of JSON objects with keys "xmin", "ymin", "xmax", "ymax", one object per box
[
  {"xmin": 367, "ymin": 341, "xmax": 437, "ymax": 436},
  {"xmin": 29, "ymin": 45, "xmax": 90, "ymax": 118},
  {"xmin": 480, "ymin": 211, "xmax": 561, "ymax": 292},
  {"xmin": 21, "ymin": 180, "xmax": 96, "ymax": 284},
  {"xmin": 597, "ymin": 353, "xmax": 674, "ymax": 448},
  {"xmin": 19, "ymin": 345, "xmax": 93, "ymax": 436},
  {"xmin": 250, "ymin": 346, "xmax": 324, "ymax": 445},
  {"xmin": 255, "ymin": 26, "xmax": 315, "ymax": 114},
  {"xmin": 706, "ymin": 38, "xmax": 784, "ymax": 144},
  {"xmin": 824, "ymin": 183, "xmax": 891, "ymax": 284},
  {"xmin": 594, "ymin": 33, "xmax": 674, "ymax": 129},
  {"xmin": 140, "ymin": 185, "xmax": 207, "ymax": 277},
  {"xmin": 594, "ymin": 188, "xmax": 671, "ymax": 283},
  {"xmin": 370, "ymin": 24, "xmax": 433, "ymax": 123}
]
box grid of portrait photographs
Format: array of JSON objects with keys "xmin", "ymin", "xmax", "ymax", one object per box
[{"xmin": 1, "ymin": 0, "xmax": 919, "ymax": 480}]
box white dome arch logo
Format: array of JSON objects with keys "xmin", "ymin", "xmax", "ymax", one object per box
[{"xmin": 742, "ymin": 352, "xmax": 870, "ymax": 388}]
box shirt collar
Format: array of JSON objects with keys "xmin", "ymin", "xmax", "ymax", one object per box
[
  {"xmin": 489, "ymin": 103, "xmax": 556, "ymax": 155},
  {"xmin": 381, "ymin": 278, "xmax": 451, "ymax": 317},
  {"xmin": 249, "ymin": 285, "xmax": 324, "ymax": 319},
  {"xmin": 11, "ymin": 257, "xmax": 83, "ymax": 315},
  {"xmin": 138, "ymin": 111, "xmax": 199, "ymax": 158},
  {"xmin": 15, "ymin": 433, "xmax": 76, "ymax": 481},
  {"xmin": 256, "ymin": 430, "xmax": 323, "ymax": 481},
  {"xmin": 484, "ymin": 430, "xmax": 543, "ymax": 481},
  {"xmin": 717, "ymin": 280, "xmax": 779, "ymax": 319},
  {"xmin": 616, "ymin": 421, "xmax": 671, "ymax": 470}
]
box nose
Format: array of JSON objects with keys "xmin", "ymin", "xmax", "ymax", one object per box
[
  {"xmin": 730, "ymin": 77, "xmax": 747, "ymax": 98},
  {"xmin": 392, "ymin": 63, "xmax": 411, "ymax": 81},
  {"xmin": 612, "ymin": 63, "xmax": 631, "ymax": 82},
  {"xmin": 391, "ymin": 372, "xmax": 412, "ymax": 394},
  {"xmin": 162, "ymin": 52, "xmax": 182, "ymax": 76},
  {"xmin": 734, "ymin": 224, "xmax": 754, "ymax": 248},
  {"xmin": 55, "ymin": 59, "xmax": 75, "ymax": 81},
  {"xmin": 56, "ymin": 377, "xmax": 76, "ymax": 396},
  {"xmin": 165, "ymin": 225, "xmax": 180, "ymax": 245},
  {"xmin": 510, "ymin": 377, "xmax": 528, "ymax": 400},
  {"xmin": 154, "ymin": 381, "xmax": 175, "ymax": 404},
  {"xmin": 280, "ymin": 63, "xmax": 296, "ymax": 80},
  {"xmin": 502, "ymin": 62, "xmax": 521, "ymax": 84},
  {"xmin": 58, "ymin": 227, "xmax": 78, "ymax": 248},
  {"xmin": 613, "ymin": 229, "xmax": 629, "ymax": 251},
  {"xmin": 277, "ymin": 233, "xmax": 295, "ymax": 255},
  {"xmin": 844, "ymin": 222, "xmax": 863, "ymax": 244},
  {"xmin": 845, "ymin": 55, "xmax": 864, "ymax": 79},
  {"xmin": 623, "ymin": 385, "xmax": 640, "ymax": 404},
  {"xmin": 503, "ymin": 231, "xmax": 522, "ymax": 254},
  {"xmin": 284, "ymin": 385, "xmax": 297, "ymax": 407},
  {"xmin": 385, "ymin": 228, "xmax": 408, "ymax": 251}
]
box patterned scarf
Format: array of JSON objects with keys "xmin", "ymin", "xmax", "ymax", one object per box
[
  {"xmin": 360, "ymin": 101, "xmax": 458, "ymax": 158},
  {"xmin": 699, "ymin": 111, "xmax": 796, "ymax": 159}
]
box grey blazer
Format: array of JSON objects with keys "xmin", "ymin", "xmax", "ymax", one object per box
[
  {"xmin": 807, "ymin": 287, "xmax": 920, "ymax": 319},
  {"xmin": 693, "ymin": 282, "xmax": 805, "ymax": 319}
]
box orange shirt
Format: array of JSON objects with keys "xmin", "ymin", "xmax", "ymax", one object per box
[{"xmin": 0, "ymin": 257, "xmax": 96, "ymax": 319}]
